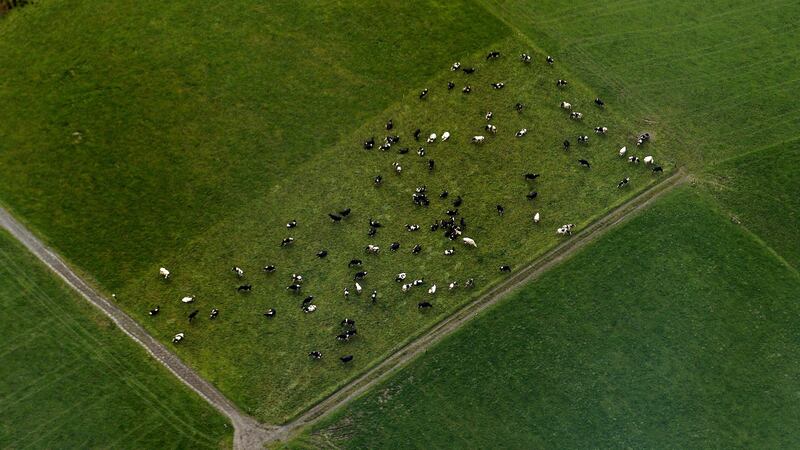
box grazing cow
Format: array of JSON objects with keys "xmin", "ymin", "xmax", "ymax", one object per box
[
  {"xmin": 340, "ymin": 355, "xmax": 354, "ymax": 363},
  {"xmin": 563, "ymin": 140, "xmax": 571, "ymax": 151},
  {"xmin": 364, "ymin": 137, "xmax": 375, "ymax": 150},
  {"xmin": 463, "ymin": 237, "xmax": 477, "ymax": 247},
  {"xmin": 652, "ymin": 165, "xmax": 664, "ymax": 173},
  {"xmin": 444, "ymin": 248, "xmax": 455, "ymax": 256},
  {"xmin": 232, "ymin": 266, "xmax": 244, "ymax": 278},
  {"xmin": 485, "ymin": 111, "xmax": 493, "ymax": 121},
  {"xmin": 235, "ymin": 285, "xmax": 250, "ymax": 293},
  {"xmin": 447, "ymin": 81, "xmax": 455, "ymax": 90},
  {"xmin": 465, "ymin": 278, "xmax": 475, "ymax": 288},
  {"xmin": 417, "ymin": 147, "xmax": 426, "ymax": 157},
  {"xmin": 453, "ymin": 196, "xmax": 463, "ymax": 207},
  {"xmin": 462, "ymin": 85, "xmax": 472, "ymax": 94},
  {"xmin": 451, "ymin": 61, "xmax": 461, "ymax": 71},
  {"xmin": 386, "ymin": 119, "xmax": 393, "ymax": 130},
  {"xmin": 500, "ymin": 265, "xmax": 512, "ymax": 272},
  {"xmin": 390, "ymin": 242, "xmax": 401, "ymax": 251},
  {"xmin": 281, "ymin": 237, "xmax": 294, "ymax": 247},
  {"xmin": 427, "ymin": 133, "xmax": 437, "ymax": 143},
  {"xmin": 491, "ymin": 82, "xmax": 505, "ymax": 89},
  {"xmin": 172, "ymin": 333, "xmax": 184, "ymax": 344},
  {"xmin": 286, "ymin": 284, "xmax": 301, "ymax": 293},
  {"xmin": 210, "ymin": 308, "xmax": 219, "ymax": 319},
  {"xmin": 527, "ymin": 191, "xmax": 538, "ymax": 200},
  {"xmin": 317, "ymin": 250, "xmax": 328, "ymax": 258},
  {"xmin": 578, "ymin": 159, "xmax": 591, "ymax": 168},
  {"xmin": 286, "ymin": 219, "xmax": 297, "ymax": 228},
  {"xmin": 533, "ymin": 212, "xmax": 541, "ymax": 223},
  {"xmin": 472, "ymin": 135, "xmax": 485, "ymax": 144},
  {"xmin": 516, "ymin": 128, "xmax": 528, "ymax": 137},
  {"xmin": 341, "ymin": 318, "xmax": 356, "ymax": 327},
  {"xmin": 149, "ymin": 306, "xmax": 160, "ymax": 316},
  {"xmin": 442, "ymin": 131, "xmax": 450, "ymax": 141},
  {"xmin": 520, "ymin": 53, "xmax": 532, "ymax": 63},
  {"xmin": 556, "ymin": 79, "xmax": 568, "ymax": 87},
  {"xmin": 524, "ymin": 172, "xmax": 540, "ymax": 180},
  {"xmin": 486, "ymin": 124, "xmax": 497, "ymax": 134},
  {"xmin": 264, "ymin": 308, "xmax": 276, "ymax": 318},
  {"xmin": 643, "ymin": 155, "xmax": 654, "ymax": 165},
  {"xmin": 577, "ymin": 135, "xmax": 589, "ymax": 144},
  {"xmin": 188, "ymin": 309, "xmax": 199, "ymax": 322},
  {"xmin": 546, "ymin": 55, "xmax": 554, "ymax": 65},
  {"xmin": 515, "ymin": 103, "xmax": 525, "ymax": 112},
  {"xmin": 428, "ymin": 284, "xmax": 437, "ymax": 295},
  {"xmin": 594, "ymin": 126, "xmax": 608, "ymax": 134},
  {"xmin": 462, "ymin": 67, "xmax": 476, "ymax": 74},
  {"xmin": 619, "ymin": 146, "xmax": 627, "ymax": 157},
  {"xmin": 595, "ymin": 98, "xmax": 605, "ymax": 107},
  {"xmin": 406, "ymin": 224, "xmax": 421, "ymax": 231},
  {"xmin": 428, "ymin": 159, "xmax": 435, "ymax": 171},
  {"xmin": 355, "ymin": 282, "xmax": 363, "ymax": 294},
  {"xmin": 371, "ymin": 289, "xmax": 377, "ymax": 303},
  {"xmin": 419, "ymin": 88, "xmax": 428, "ymax": 99},
  {"xmin": 418, "ymin": 301, "xmax": 433, "ymax": 309},
  {"xmin": 309, "ymin": 351, "xmax": 323, "ymax": 360},
  {"xmin": 348, "ymin": 259, "xmax": 362, "ymax": 267},
  {"xmin": 181, "ymin": 295, "xmax": 195, "ymax": 303},
  {"xmin": 396, "ymin": 272, "xmax": 407, "ymax": 282},
  {"xmin": 618, "ymin": 177, "xmax": 630, "ymax": 188},
  {"xmin": 496, "ymin": 204, "xmax": 505, "ymax": 216},
  {"xmin": 486, "ymin": 50, "xmax": 501, "ymax": 59},
  {"xmin": 413, "ymin": 128, "xmax": 422, "ymax": 141},
  {"xmin": 159, "ymin": 267, "xmax": 170, "ymax": 279},
  {"xmin": 628, "ymin": 156, "xmax": 640, "ymax": 164},
  {"xmin": 560, "ymin": 101, "xmax": 572, "ymax": 110},
  {"xmin": 366, "ymin": 244, "xmax": 380, "ymax": 254},
  {"xmin": 570, "ymin": 112, "xmax": 583, "ymax": 120},
  {"xmin": 303, "ymin": 304, "xmax": 317, "ymax": 313},
  {"xmin": 354, "ymin": 271, "xmax": 368, "ymax": 281},
  {"xmin": 374, "ymin": 175, "xmax": 382, "ymax": 186},
  {"xmin": 412, "ymin": 244, "xmax": 422, "ymax": 254}
]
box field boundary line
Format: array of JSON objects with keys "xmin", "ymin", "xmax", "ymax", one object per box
[
  {"xmin": 276, "ymin": 169, "xmax": 689, "ymax": 441},
  {"xmin": 0, "ymin": 208, "xmax": 279, "ymax": 450}
]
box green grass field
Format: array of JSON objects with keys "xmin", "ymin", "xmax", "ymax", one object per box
[
  {"xmin": 294, "ymin": 186, "xmax": 800, "ymax": 449},
  {"xmin": 0, "ymin": 0, "xmax": 678, "ymax": 423},
  {"xmin": 0, "ymin": 229, "xmax": 231, "ymax": 449}
]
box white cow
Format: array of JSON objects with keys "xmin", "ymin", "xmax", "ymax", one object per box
[
  {"xmin": 428, "ymin": 284, "xmax": 437, "ymax": 295},
  {"xmin": 355, "ymin": 282, "xmax": 363, "ymax": 294},
  {"xmin": 472, "ymin": 135, "xmax": 485, "ymax": 144},
  {"xmin": 462, "ymin": 237, "xmax": 477, "ymax": 247},
  {"xmin": 159, "ymin": 267, "xmax": 170, "ymax": 279},
  {"xmin": 533, "ymin": 212, "xmax": 541, "ymax": 223},
  {"xmin": 442, "ymin": 131, "xmax": 451, "ymax": 141},
  {"xmin": 181, "ymin": 295, "xmax": 195, "ymax": 303},
  {"xmin": 619, "ymin": 146, "xmax": 627, "ymax": 157},
  {"xmin": 427, "ymin": 133, "xmax": 437, "ymax": 143},
  {"xmin": 560, "ymin": 101, "xmax": 572, "ymax": 110},
  {"xmin": 644, "ymin": 155, "xmax": 654, "ymax": 165}
]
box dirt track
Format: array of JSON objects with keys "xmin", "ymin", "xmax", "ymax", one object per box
[{"xmin": 0, "ymin": 170, "xmax": 687, "ymax": 448}]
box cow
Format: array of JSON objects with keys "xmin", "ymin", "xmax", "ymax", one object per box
[
  {"xmin": 402, "ymin": 283, "xmax": 412, "ymax": 292},
  {"xmin": 317, "ymin": 250, "xmax": 328, "ymax": 258},
  {"xmin": 619, "ymin": 146, "xmax": 627, "ymax": 157},
  {"xmin": 563, "ymin": 140, "xmax": 571, "ymax": 151},
  {"xmin": 286, "ymin": 219, "xmax": 297, "ymax": 228},
  {"xmin": 652, "ymin": 165, "xmax": 664, "ymax": 173},
  {"xmin": 343, "ymin": 287, "xmax": 350, "ymax": 298},
  {"xmin": 594, "ymin": 126, "xmax": 608, "ymax": 134},
  {"xmin": 263, "ymin": 265, "xmax": 276, "ymax": 274},
  {"xmin": 556, "ymin": 79, "xmax": 568, "ymax": 87},
  {"xmin": 367, "ymin": 227, "xmax": 377, "ymax": 237},
  {"xmin": 447, "ymin": 81, "xmax": 455, "ymax": 90},
  {"xmin": 354, "ymin": 271, "xmax": 368, "ymax": 281},
  {"xmin": 341, "ymin": 318, "xmax": 356, "ymax": 327},
  {"xmin": 159, "ymin": 267, "xmax": 170, "ymax": 279},
  {"xmin": 578, "ymin": 159, "xmax": 591, "ymax": 168},
  {"xmin": 329, "ymin": 213, "xmax": 342, "ymax": 223},
  {"xmin": 366, "ymin": 244, "xmax": 380, "ymax": 254},
  {"xmin": 577, "ymin": 135, "xmax": 589, "ymax": 144},
  {"xmin": 496, "ymin": 204, "xmax": 505, "ymax": 216},
  {"xmin": 232, "ymin": 266, "xmax": 244, "ymax": 278},
  {"xmin": 281, "ymin": 237, "xmax": 294, "ymax": 247},
  {"xmin": 181, "ymin": 295, "xmax": 195, "ymax": 303},
  {"xmin": 453, "ymin": 196, "xmax": 463, "ymax": 207},
  {"xmin": 371, "ymin": 289, "xmax": 378, "ymax": 303},
  {"xmin": 560, "ymin": 101, "xmax": 572, "ymax": 110},
  {"xmin": 291, "ymin": 273, "xmax": 303, "ymax": 283},
  {"xmin": 462, "ymin": 85, "xmax": 472, "ymax": 94},
  {"xmin": 431, "ymin": 222, "xmax": 440, "ymax": 232},
  {"xmin": 355, "ymin": 282, "xmax": 363, "ymax": 295},
  {"xmin": 444, "ymin": 248, "xmax": 455, "ymax": 256},
  {"xmin": 451, "ymin": 62, "xmax": 461, "ymax": 71},
  {"xmin": 428, "ymin": 284, "xmax": 437, "ymax": 295},
  {"xmin": 369, "ymin": 218, "xmax": 382, "ymax": 228},
  {"xmin": 418, "ymin": 301, "xmax": 433, "ymax": 309},
  {"xmin": 309, "ymin": 351, "xmax": 323, "ymax": 360},
  {"xmin": 427, "ymin": 133, "xmax": 437, "ymax": 143},
  {"xmin": 570, "ymin": 112, "xmax": 583, "ymax": 120},
  {"xmin": 390, "ymin": 242, "xmax": 401, "ymax": 251},
  {"xmin": 515, "ymin": 103, "xmax": 525, "ymax": 112},
  {"xmin": 340, "ymin": 355, "xmax": 354, "ymax": 363},
  {"xmin": 188, "ymin": 310, "xmax": 199, "ymax": 322},
  {"xmin": 500, "ymin": 265, "xmax": 512, "ymax": 272},
  {"xmin": 546, "ymin": 55, "xmax": 554, "ymax": 65},
  {"xmin": 595, "ymin": 98, "xmax": 605, "ymax": 107},
  {"xmin": 533, "ymin": 212, "xmax": 541, "ymax": 223},
  {"xmin": 340, "ymin": 208, "xmax": 351, "ymax": 217},
  {"xmin": 348, "ymin": 259, "xmax": 362, "ymax": 267},
  {"xmin": 419, "ymin": 88, "xmax": 429, "ymax": 99},
  {"xmin": 449, "ymin": 281, "xmax": 458, "ymax": 290},
  {"xmin": 209, "ymin": 308, "xmax": 219, "ymax": 320},
  {"xmin": 413, "ymin": 129, "xmax": 422, "ymax": 141},
  {"xmin": 396, "ymin": 272, "xmax": 407, "ymax": 282},
  {"xmin": 442, "ymin": 131, "xmax": 450, "ymax": 141},
  {"xmin": 486, "ymin": 124, "xmax": 497, "ymax": 134},
  {"xmin": 628, "ymin": 156, "xmax": 640, "ymax": 164},
  {"xmin": 393, "ymin": 162, "xmax": 402, "ymax": 174},
  {"xmin": 485, "ymin": 111, "xmax": 493, "ymax": 121},
  {"xmin": 406, "ymin": 224, "xmax": 421, "ymax": 232},
  {"xmin": 374, "ymin": 175, "xmax": 383, "ymax": 186},
  {"xmin": 465, "ymin": 278, "xmax": 475, "ymax": 288},
  {"xmin": 463, "ymin": 237, "xmax": 477, "ymax": 247},
  {"xmin": 303, "ymin": 304, "xmax": 317, "ymax": 313},
  {"xmin": 386, "ymin": 119, "xmax": 393, "ymax": 130},
  {"xmin": 643, "ymin": 155, "xmax": 654, "ymax": 165},
  {"xmin": 524, "ymin": 172, "xmax": 540, "ymax": 180},
  {"xmin": 264, "ymin": 308, "xmax": 276, "ymax": 318},
  {"xmin": 462, "ymin": 67, "xmax": 476, "ymax": 74},
  {"xmin": 486, "ymin": 50, "xmax": 501, "ymax": 59},
  {"xmin": 302, "ymin": 295, "xmax": 314, "ymax": 306},
  {"xmin": 472, "ymin": 135, "xmax": 485, "ymax": 144},
  {"xmin": 417, "ymin": 147, "xmax": 425, "ymax": 157},
  {"xmin": 618, "ymin": 177, "xmax": 630, "ymax": 188},
  {"xmin": 172, "ymin": 333, "xmax": 184, "ymax": 343},
  {"xmin": 412, "ymin": 244, "xmax": 422, "ymax": 254},
  {"xmin": 521, "ymin": 53, "xmax": 532, "ymax": 63},
  {"xmin": 149, "ymin": 306, "xmax": 160, "ymax": 316},
  {"xmin": 491, "ymin": 82, "xmax": 505, "ymax": 89},
  {"xmin": 364, "ymin": 137, "xmax": 375, "ymax": 150},
  {"xmin": 286, "ymin": 284, "xmax": 301, "ymax": 293},
  {"xmin": 397, "ymin": 147, "xmax": 410, "ymax": 154},
  {"xmin": 429, "ymin": 159, "xmax": 435, "ymax": 171},
  {"xmin": 515, "ymin": 128, "xmax": 528, "ymax": 137}
]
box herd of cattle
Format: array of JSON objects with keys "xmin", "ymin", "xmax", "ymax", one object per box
[{"xmin": 151, "ymin": 51, "xmax": 661, "ymax": 363}]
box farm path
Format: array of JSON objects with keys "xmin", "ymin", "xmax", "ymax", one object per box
[{"xmin": 0, "ymin": 207, "xmax": 281, "ymax": 449}]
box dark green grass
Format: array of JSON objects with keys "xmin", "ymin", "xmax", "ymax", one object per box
[
  {"xmin": 481, "ymin": 0, "xmax": 800, "ymax": 168},
  {"xmin": 0, "ymin": 0, "xmax": 509, "ymax": 290},
  {"xmin": 294, "ymin": 186, "xmax": 800, "ymax": 449},
  {"xmin": 0, "ymin": 229, "xmax": 231, "ymax": 449},
  {"xmin": 702, "ymin": 139, "xmax": 800, "ymax": 270}
]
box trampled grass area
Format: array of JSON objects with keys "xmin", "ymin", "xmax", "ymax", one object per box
[
  {"xmin": 0, "ymin": 230, "xmax": 231, "ymax": 449},
  {"xmin": 294, "ymin": 186, "xmax": 800, "ymax": 449}
]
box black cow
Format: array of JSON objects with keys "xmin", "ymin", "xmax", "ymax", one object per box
[
  {"xmin": 462, "ymin": 67, "xmax": 476, "ymax": 74},
  {"xmin": 462, "ymin": 85, "xmax": 472, "ymax": 94},
  {"xmin": 419, "ymin": 89, "xmax": 428, "ymax": 99},
  {"xmin": 341, "ymin": 318, "xmax": 355, "ymax": 327},
  {"xmin": 418, "ymin": 301, "xmax": 433, "ymax": 309},
  {"xmin": 286, "ymin": 284, "xmax": 301, "ymax": 293},
  {"xmin": 413, "ymin": 128, "xmax": 421, "ymax": 141},
  {"xmin": 578, "ymin": 159, "xmax": 591, "ymax": 168},
  {"xmin": 497, "ymin": 204, "xmax": 505, "ymax": 216},
  {"xmin": 524, "ymin": 173, "xmax": 540, "ymax": 180},
  {"xmin": 286, "ymin": 219, "xmax": 297, "ymax": 229},
  {"xmin": 546, "ymin": 55, "xmax": 554, "ymax": 65},
  {"xmin": 354, "ymin": 271, "xmax": 368, "ymax": 281},
  {"xmin": 281, "ymin": 237, "xmax": 294, "ymax": 246},
  {"xmin": 563, "ymin": 140, "xmax": 570, "ymax": 151},
  {"xmin": 340, "ymin": 208, "xmax": 351, "ymax": 217},
  {"xmin": 500, "ymin": 265, "xmax": 512, "ymax": 272},
  {"xmin": 440, "ymin": 190, "xmax": 449, "ymax": 199},
  {"xmin": 348, "ymin": 259, "xmax": 362, "ymax": 267},
  {"xmin": 453, "ymin": 196, "xmax": 463, "ymax": 207},
  {"xmin": 317, "ymin": 250, "xmax": 328, "ymax": 258},
  {"xmin": 386, "ymin": 119, "xmax": 393, "ymax": 130},
  {"xmin": 149, "ymin": 306, "xmax": 160, "ymax": 316},
  {"xmin": 447, "ymin": 81, "xmax": 455, "ymax": 90},
  {"xmin": 390, "ymin": 242, "xmax": 401, "ymax": 251},
  {"xmin": 264, "ymin": 308, "xmax": 276, "ymax": 318},
  {"xmin": 367, "ymin": 227, "xmax": 377, "ymax": 237},
  {"xmin": 309, "ymin": 351, "xmax": 323, "ymax": 360},
  {"xmin": 188, "ymin": 309, "xmax": 199, "ymax": 322},
  {"xmin": 374, "ymin": 175, "xmax": 383, "ymax": 186},
  {"xmin": 302, "ymin": 296, "xmax": 314, "ymax": 306},
  {"xmin": 556, "ymin": 79, "xmax": 568, "ymax": 87},
  {"xmin": 428, "ymin": 159, "xmax": 435, "ymax": 171},
  {"xmin": 371, "ymin": 289, "xmax": 377, "ymax": 303},
  {"xmin": 397, "ymin": 147, "xmax": 410, "ymax": 154},
  {"xmin": 263, "ymin": 265, "xmax": 276, "ymax": 273},
  {"xmin": 595, "ymin": 98, "xmax": 605, "ymax": 107},
  {"xmin": 340, "ymin": 355, "xmax": 354, "ymax": 363},
  {"xmin": 369, "ymin": 218, "xmax": 383, "ymax": 228},
  {"xmin": 515, "ymin": 102, "xmax": 525, "ymax": 112},
  {"xmin": 652, "ymin": 165, "xmax": 663, "ymax": 173},
  {"xmin": 363, "ymin": 137, "xmax": 375, "ymax": 150},
  {"xmin": 412, "ymin": 244, "xmax": 422, "ymax": 254},
  {"xmin": 617, "ymin": 177, "xmax": 630, "ymax": 188},
  {"xmin": 237, "ymin": 284, "xmax": 252, "ymax": 293},
  {"xmin": 486, "ymin": 50, "xmax": 501, "ymax": 59},
  {"xmin": 526, "ymin": 191, "xmax": 538, "ymax": 200}
]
